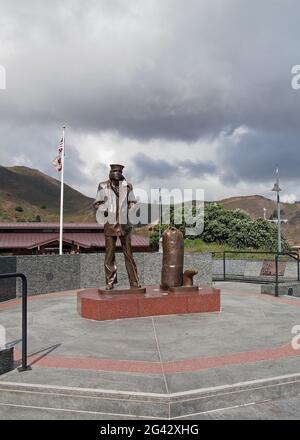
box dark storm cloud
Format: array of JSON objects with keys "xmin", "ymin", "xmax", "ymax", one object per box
[
  {"xmin": 218, "ymin": 129, "xmax": 300, "ymax": 185},
  {"xmin": 131, "ymin": 153, "xmax": 217, "ymax": 183},
  {"xmin": 0, "ymin": 0, "xmax": 299, "ymax": 141},
  {"xmin": 1, "ymin": 0, "xmax": 300, "ymax": 194}
]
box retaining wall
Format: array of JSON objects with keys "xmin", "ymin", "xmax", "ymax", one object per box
[{"xmin": 0, "ymin": 252, "xmax": 212, "ymax": 301}]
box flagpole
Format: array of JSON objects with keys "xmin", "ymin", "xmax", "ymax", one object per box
[{"xmin": 59, "ymin": 126, "xmax": 66, "ymax": 256}]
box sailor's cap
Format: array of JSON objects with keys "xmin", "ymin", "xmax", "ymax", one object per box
[{"xmin": 110, "ymin": 164, "xmax": 125, "ymax": 172}]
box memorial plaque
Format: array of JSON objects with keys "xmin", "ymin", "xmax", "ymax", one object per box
[{"xmin": 260, "ymin": 260, "xmax": 286, "ymax": 276}]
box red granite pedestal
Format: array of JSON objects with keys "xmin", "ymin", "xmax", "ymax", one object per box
[{"xmin": 77, "ymin": 285, "xmax": 221, "ymax": 321}]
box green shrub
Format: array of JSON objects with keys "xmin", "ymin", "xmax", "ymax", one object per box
[{"xmin": 150, "ymin": 203, "xmax": 290, "ymax": 252}]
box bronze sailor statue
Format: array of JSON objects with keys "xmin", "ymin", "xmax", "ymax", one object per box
[{"xmin": 93, "ymin": 164, "xmax": 141, "ymax": 291}]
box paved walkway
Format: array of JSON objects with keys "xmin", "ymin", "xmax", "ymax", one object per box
[{"xmin": 0, "ymin": 282, "xmax": 300, "ymax": 418}]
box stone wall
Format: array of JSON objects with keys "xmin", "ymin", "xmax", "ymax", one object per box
[
  {"xmin": 16, "ymin": 255, "xmax": 81, "ymax": 295},
  {"xmin": 0, "ymin": 257, "xmax": 17, "ymax": 301},
  {"xmin": 0, "ymin": 252, "xmax": 212, "ymax": 300},
  {"xmin": 0, "ymin": 348, "xmax": 14, "ymax": 375},
  {"xmin": 261, "ymin": 282, "xmax": 300, "ymax": 297}
]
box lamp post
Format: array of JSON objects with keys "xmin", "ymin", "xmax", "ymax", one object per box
[
  {"xmin": 271, "ymin": 167, "xmax": 282, "ymax": 253},
  {"xmin": 158, "ymin": 188, "xmax": 163, "ymax": 253}
]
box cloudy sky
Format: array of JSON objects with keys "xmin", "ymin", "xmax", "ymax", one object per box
[{"xmin": 0, "ymin": 0, "xmax": 300, "ymax": 203}]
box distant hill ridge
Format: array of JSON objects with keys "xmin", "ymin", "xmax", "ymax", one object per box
[
  {"xmin": 218, "ymin": 194, "xmax": 300, "ymax": 244},
  {"xmin": 0, "ymin": 165, "xmax": 94, "ymax": 223},
  {"xmin": 0, "ymin": 165, "xmax": 299, "ymax": 243}
]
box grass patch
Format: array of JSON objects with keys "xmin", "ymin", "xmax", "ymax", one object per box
[{"xmin": 184, "ymin": 239, "xmax": 286, "ymax": 260}]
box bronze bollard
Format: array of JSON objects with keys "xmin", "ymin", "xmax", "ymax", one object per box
[{"xmin": 161, "ymin": 227, "xmax": 184, "ymax": 290}]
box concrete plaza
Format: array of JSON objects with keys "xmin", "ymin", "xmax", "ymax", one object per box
[{"xmin": 0, "ymin": 281, "xmax": 300, "ymax": 419}]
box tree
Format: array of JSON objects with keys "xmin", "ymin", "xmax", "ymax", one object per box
[{"xmin": 150, "ymin": 202, "xmax": 290, "ymax": 251}]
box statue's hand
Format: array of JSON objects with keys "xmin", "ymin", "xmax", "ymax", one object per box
[{"xmin": 93, "ymin": 201, "xmax": 101, "ymax": 210}]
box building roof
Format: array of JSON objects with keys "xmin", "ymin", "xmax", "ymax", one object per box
[
  {"xmin": 0, "ymin": 223, "xmax": 104, "ymax": 230},
  {"xmin": 0, "ymin": 232, "xmax": 149, "ymax": 250}
]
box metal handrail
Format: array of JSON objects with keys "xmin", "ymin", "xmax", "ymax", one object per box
[
  {"xmin": 211, "ymin": 250, "xmax": 300, "ymax": 297},
  {"xmin": 0, "ymin": 273, "xmax": 28, "ymax": 371}
]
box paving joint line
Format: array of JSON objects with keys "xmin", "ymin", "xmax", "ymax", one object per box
[{"xmin": 151, "ymin": 317, "xmax": 169, "ymax": 396}]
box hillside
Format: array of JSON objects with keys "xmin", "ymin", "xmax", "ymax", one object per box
[
  {"xmin": 1, "ymin": 166, "xmax": 299, "ymax": 245},
  {"xmin": 150, "ymin": 195, "xmax": 300, "ymax": 245},
  {"xmin": 0, "ymin": 165, "xmax": 94, "ymax": 222},
  {"xmin": 218, "ymin": 195, "xmax": 300, "ymax": 245}
]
